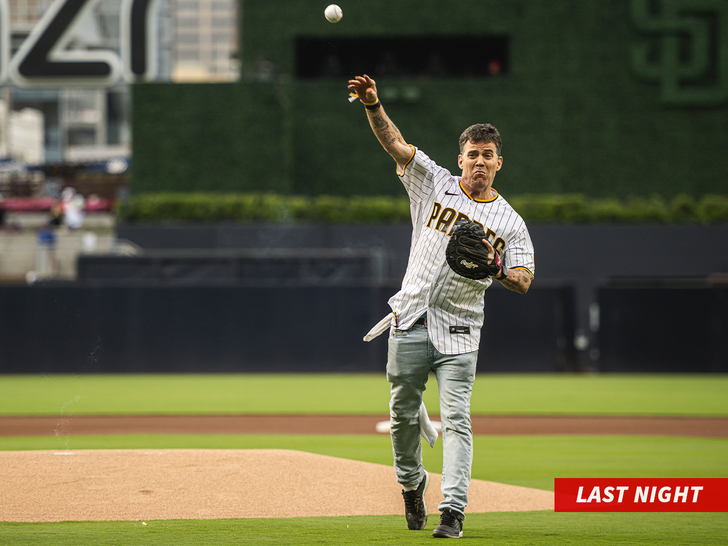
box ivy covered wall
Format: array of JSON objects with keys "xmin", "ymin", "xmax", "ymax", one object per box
[{"xmin": 132, "ymin": 0, "xmax": 728, "ymax": 198}]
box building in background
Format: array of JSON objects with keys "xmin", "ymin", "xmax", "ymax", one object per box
[
  {"xmin": 172, "ymin": 0, "xmax": 239, "ymax": 82},
  {"xmin": 1, "ymin": 0, "xmax": 239, "ymax": 170}
]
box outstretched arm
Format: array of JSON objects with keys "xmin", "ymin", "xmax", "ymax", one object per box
[{"xmin": 348, "ymin": 74, "xmax": 413, "ymax": 167}]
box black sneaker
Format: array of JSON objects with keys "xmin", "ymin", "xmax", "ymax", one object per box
[
  {"xmin": 401, "ymin": 471, "xmax": 429, "ymax": 530},
  {"xmin": 432, "ymin": 508, "xmax": 464, "ymax": 538}
]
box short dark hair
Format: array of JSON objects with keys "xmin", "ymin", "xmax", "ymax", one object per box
[{"xmin": 458, "ymin": 123, "xmax": 502, "ymax": 156}]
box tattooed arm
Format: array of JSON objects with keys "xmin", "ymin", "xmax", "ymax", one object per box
[
  {"xmin": 482, "ymin": 239, "xmax": 532, "ymax": 294},
  {"xmin": 347, "ymin": 74, "xmax": 413, "ymax": 166},
  {"xmin": 498, "ymin": 268, "xmax": 532, "ymax": 294}
]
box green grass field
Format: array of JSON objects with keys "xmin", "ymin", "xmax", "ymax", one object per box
[
  {"xmin": 1, "ymin": 373, "xmax": 727, "ymax": 416},
  {"xmin": 1, "ymin": 373, "xmax": 727, "ymax": 545},
  {"xmin": 2, "ymin": 513, "xmax": 726, "ymax": 546}
]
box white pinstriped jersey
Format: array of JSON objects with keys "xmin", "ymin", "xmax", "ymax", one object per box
[{"xmin": 388, "ymin": 146, "xmax": 535, "ymax": 355}]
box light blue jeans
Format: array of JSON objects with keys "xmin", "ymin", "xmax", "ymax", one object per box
[{"xmin": 386, "ymin": 323, "xmax": 477, "ymax": 516}]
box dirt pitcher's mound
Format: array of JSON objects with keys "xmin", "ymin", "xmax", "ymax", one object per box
[{"xmin": 0, "ymin": 449, "xmax": 553, "ymax": 522}]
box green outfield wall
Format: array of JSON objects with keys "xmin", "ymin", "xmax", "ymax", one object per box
[{"xmin": 132, "ymin": 0, "xmax": 728, "ymax": 198}]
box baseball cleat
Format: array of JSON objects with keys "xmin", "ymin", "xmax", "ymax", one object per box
[
  {"xmin": 432, "ymin": 508, "xmax": 464, "ymax": 538},
  {"xmin": 402, "ymin": 471, "xmax": 429, "ymax": 530}
]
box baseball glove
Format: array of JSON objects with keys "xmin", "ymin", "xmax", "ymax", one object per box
[{"xmin": 446, "ymin": 220, "xmax": 505, "ymax": 280}]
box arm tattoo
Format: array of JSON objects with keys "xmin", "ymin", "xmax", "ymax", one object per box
[
  {"xmin": 385, "ymin": 131, "xmax": 399, "ymax": 145},
  {"xmin": 387, "ymin": 121, "xmax": 404, "ymax": 144},
  {"xmin": 371, "ymin": 115, "xmax": 389, "ymax": 131},
  {"xmin": 499, "ymin": 268, "xmax": 532, "ymax": 294},
  {"xmin": 371, "ymin": 113, "xmax": 404, "ymax": 145}
]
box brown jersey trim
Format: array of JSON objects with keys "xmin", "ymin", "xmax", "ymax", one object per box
[
  {"xmin": 511, "ymin": 266, "xmax": 535, "ymax": 279},
  {"xmin": 459, "ymin": 180, "xmax": 499, "ymax": 203}
]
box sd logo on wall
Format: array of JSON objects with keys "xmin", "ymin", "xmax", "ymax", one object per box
[{"xmin": 631, "ymin": 0, "xmax": 728, "ymax": 106}]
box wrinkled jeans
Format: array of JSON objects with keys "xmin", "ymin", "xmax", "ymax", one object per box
[{"xmin": 386, "ymin": 323, "xmax": 477, "ymax": 515}]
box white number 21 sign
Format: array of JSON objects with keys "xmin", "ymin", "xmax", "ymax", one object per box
[{"xmin": 0, "ymin": 0, "xmax": 162, "ymax": 87}]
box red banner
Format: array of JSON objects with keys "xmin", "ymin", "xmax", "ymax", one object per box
[{"xmin": 555, "ymin": 479, "xmax": 728, "ymax": 512}]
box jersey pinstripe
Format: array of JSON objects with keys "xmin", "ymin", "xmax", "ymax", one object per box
[{"xmin": 388, "ymin": 146, "xmax": 535, "ymax": 355}]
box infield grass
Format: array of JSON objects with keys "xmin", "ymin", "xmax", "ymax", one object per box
[
  {"xmin": 1, "ymin": 512, "xmax": 726, "ymax": 546},
  {"xmin": 1, "ymin": 373, "xmax": 727, "ymax": 416}
]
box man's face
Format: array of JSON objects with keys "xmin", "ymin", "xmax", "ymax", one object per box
[{"xmin": 458, "ymin": 140, "xmax": 503, "ymax": 191}]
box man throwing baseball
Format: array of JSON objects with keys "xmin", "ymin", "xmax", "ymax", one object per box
[{"xmin": 349, "ymin": 74, "xmax": 535, "ymax": 539}]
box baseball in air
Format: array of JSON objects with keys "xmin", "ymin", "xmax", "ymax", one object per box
[{"xmin": 324, "ymin": 4, "xmax": 343, "ymax": 23}]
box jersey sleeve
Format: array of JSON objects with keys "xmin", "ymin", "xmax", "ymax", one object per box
[
  {"xmin": 504, "ymin": 224, "xmax": 535, "ymax": 278},
  {"xmin": 396, "ymin": 147, "xmax": 448, "ymax": 205}
]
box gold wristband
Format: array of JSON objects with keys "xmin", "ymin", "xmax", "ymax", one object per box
[{"xmin": 361, "ymin": 98, "xmax": 379, "ymax": 106}]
